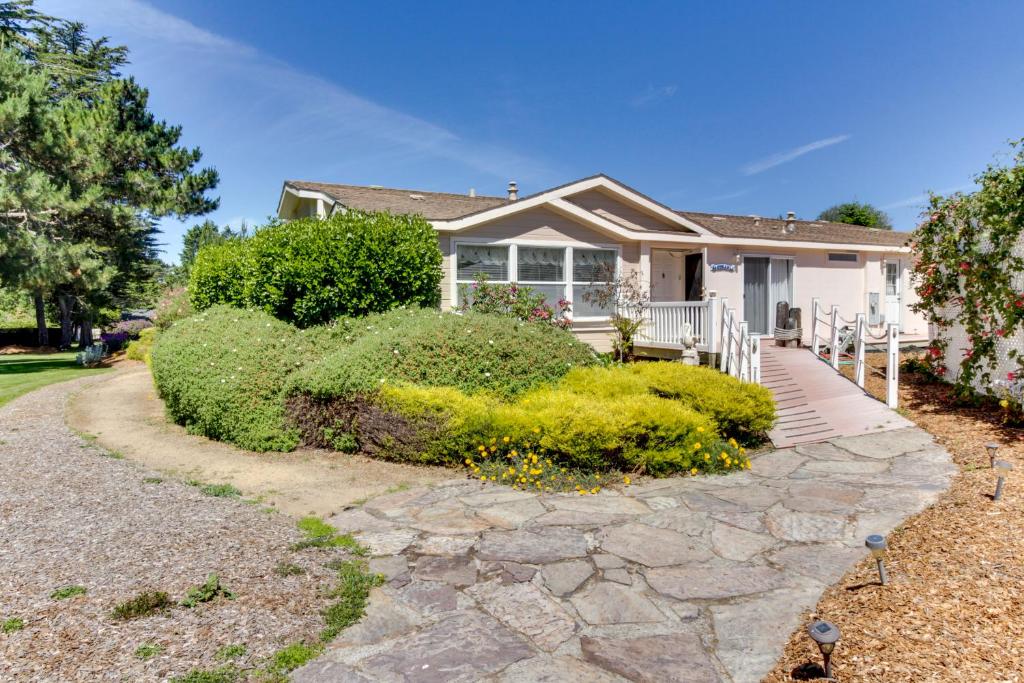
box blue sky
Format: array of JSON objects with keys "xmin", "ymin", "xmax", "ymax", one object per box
[{"xmin": 40, "ymin": 0, "xmax": 1024, "ymax": 261}]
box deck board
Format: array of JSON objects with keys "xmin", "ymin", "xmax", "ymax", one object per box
[{"xmin": 759, "ymin": 344, "xmax": 913, "ymax": 447}]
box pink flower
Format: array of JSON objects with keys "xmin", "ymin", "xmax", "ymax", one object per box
[
  {"xmin": 1010, "ymin": 372, "xmax": 1017, "ymax": 381},
  {"xmin": 959, "ymin": 262, "xmax": 971, "ymax": 272}
]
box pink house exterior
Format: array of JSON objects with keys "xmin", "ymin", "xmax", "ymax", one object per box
[{"xmin": 277, "ymin": 174, "xmax": 927, "ymax": 355}]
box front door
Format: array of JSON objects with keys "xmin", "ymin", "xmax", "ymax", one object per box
[
  {"xmin": 651, "ymin": 249, "xmax": 685, "ymax": 302},
  {"xmin": 885, "ymin": 261, "xmax": 901, "ymax": 330}
]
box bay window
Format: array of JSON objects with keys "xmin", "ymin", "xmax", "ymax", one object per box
[{"xmin": 454, "ymin": 242, "xmax": 618, "ymax": 319}]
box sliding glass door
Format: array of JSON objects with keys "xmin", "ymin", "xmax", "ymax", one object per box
[{"xmin": 743, "ymin": 257, "xmax": 793, "ymax": 336}]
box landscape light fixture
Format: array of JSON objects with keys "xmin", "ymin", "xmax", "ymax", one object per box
[
  {"xmin": 985, "ymin": 442, "xmax": 1000, "ymax": 468},
  {"xmin": 993, "ymin": 460, "xmax": 1013, "ymax": 501},
  {"xmin": 807, "ymin": 620, "xmax": 840, "ymax": 680},
  {"xmin": 865, "ymin": 534, "xmax": 888, "ymax": 585}
]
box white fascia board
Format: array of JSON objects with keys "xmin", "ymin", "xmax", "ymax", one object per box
[
  {"xmin": 276, "ymin": 184, "xmax": 337, "ymax": 217},
  {"xmin": 593, "ymin": 176, "xmax": 715, "ymax": 237},
  {"xmin": 434, "ymin": 175, "xmax": 710, "ymax": 236},
  {"xmin": 547, "ymin": 198, "xmax": 708, "ymax": 244}
]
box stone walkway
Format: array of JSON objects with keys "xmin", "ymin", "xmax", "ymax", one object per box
[{"xmin": 295, "ymin": 428, "xmax": 955, "ymax": 683}]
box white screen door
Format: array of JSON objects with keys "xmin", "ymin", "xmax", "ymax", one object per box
[{"xmin": 885, "ymin": 261, "xmax": 901, "ymax": 329}]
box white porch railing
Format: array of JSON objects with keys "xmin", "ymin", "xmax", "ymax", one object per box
[
  {"xmin": 637, "ymin": 300, "xmax": 714, "ymax": 352},
  {"xmin": 718, "ymin": 298, "xmax": 760, "ymax": 383},
  {"xmin": 810, "ymin": 297, "xmax": 900, "ymax": 408}
]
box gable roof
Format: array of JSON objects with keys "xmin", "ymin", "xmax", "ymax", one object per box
[
  {"xmin": 280, "ymin": 176, "xmax": 912, "ymax": 250},
  {"xmin": 284, "ymin": 180, "xmax": 509, "ymax": 220},
  {"xmin": 678, "ymin": 211, "xmax": 911, "ymax": 247}
]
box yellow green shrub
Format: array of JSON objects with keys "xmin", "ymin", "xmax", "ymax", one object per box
[{"xmin": 125, "ymin": 327, "xmax": 157, "ymax": 365}]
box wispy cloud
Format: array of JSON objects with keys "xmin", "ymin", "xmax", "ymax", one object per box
[
  {"xmin": 741, "ymin": 134, "xmax": 851, "ymax": 176},
  {"xmin": 38, "ymin": 0, "xmax": 553, "ymax": 183},
  {"xmin": 630, "ymin": 84, "xmax": 679, "ymax": 108},
  {"xmin": 880, "ymin": 184, "xmax": 974, "ymax": 210}
]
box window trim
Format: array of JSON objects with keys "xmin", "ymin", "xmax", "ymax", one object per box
[{"xmin": 450, "ymin": 237, "xmax": 621, "ymax": 322}]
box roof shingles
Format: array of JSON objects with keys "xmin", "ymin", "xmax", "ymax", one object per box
[{"xmin": 285, "ymin": 178, "xmax": 912, "ymax": 248}]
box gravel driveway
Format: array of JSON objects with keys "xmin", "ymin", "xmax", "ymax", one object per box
[{"xmin": 0, "ymin": 375, "xmax": 355, "ymax": 682}]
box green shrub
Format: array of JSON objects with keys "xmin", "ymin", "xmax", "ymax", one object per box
[
  {"xmin": 2, "ymin": 617, "xmax": 24, "ymax": 633},
  {"xmin": 288, "ymin": 309, "xmax": 597, "ymax": 401},
  {"xmin": 189, "ymin": 211, "xmax": 443, "ymax": 327},
  {"xmin": 50, "ymin": 585, "xmax": 87, "ymax": 600},
  {"xmin": 125, "ymin": 327, "xmax": 157, "ymax": 364},
  {"xmin": 151, "ymin": 306, "xmax": 334, "ymax": 451},
  {"xmin": 560, "ymin": 364, "xmax": 776, "ymax": 445}
]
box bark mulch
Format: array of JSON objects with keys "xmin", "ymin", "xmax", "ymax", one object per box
[{"xmin": 765, "ymin": 352, "xmax": 1024, "ymax": 682}]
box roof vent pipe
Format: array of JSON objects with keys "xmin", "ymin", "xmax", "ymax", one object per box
[
  {"xmin": 507, "ymin": 181, "xmax": 518, "ymax": 201},
  {"xmin": 468, "ymin": 188, "xmax": 476, "ymax": 197},
  {"xmin": 784, "ymin": 211, "xmax": 796, "ymax": 234}
]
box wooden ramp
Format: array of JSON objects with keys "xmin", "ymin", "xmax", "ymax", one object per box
[{"xmin": 759, "ymin": 344, "xmax": 914, "ymax": 448}]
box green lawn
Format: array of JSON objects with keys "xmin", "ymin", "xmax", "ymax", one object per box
[{"xmin": 0, "ymin": 352, "xmax": 112, "ymax": 408}]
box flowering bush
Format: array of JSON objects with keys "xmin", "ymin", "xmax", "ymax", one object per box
[
  {"xmin": 910, "ymin": 139, "xmax": 1024, "ymax": 420},
  {"xmin": 458, "ymin": 276, "xmax": 571, "ymax": 329},
  {"xmin": 286, "ymin": 362, "xmax": 769, "ymax": 477},
  {"xmin": 99, "ymin": 331, "xmax": 130, "ymax": 351},
  {"xmin": 154, "ymin": 287, "xmax": 193, "ymax": 330},
  {"xmin": 110, "ymin": 318, "xmax": 154, "ymax": 338}
]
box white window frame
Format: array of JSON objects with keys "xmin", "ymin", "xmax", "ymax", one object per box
[
  {"xmin": 450, "ymin": 237, "xmax": 622, "ymax": 322},
  {"xmin": 827, "ymin": 252, "xmax": 859, "ymax": 263}
]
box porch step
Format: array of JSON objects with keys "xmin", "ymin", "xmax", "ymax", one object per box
[{"xmin": 759, "ymin": 344, "xmax": 913, "ymax": 448}]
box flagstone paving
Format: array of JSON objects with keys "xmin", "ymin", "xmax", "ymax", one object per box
[{"xmin": 295, "ymin": 426, "xmax": 955, "ymax": 683}]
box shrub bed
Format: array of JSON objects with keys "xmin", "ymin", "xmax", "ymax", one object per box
[
  {"xmin": 189, "ymin": 212, "xmax": 443, "ymax": 327},
  {"xmin": 151, "ymin": 305, "xmax": 343, "ymax": 451},
  {"xmin": 285, "ymin": 361, "xmax": 773, "ymax": 477}
]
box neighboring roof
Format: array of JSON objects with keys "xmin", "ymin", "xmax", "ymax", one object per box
[
  {"xmin": 678, "ymin": 211, "xmax": 912, "ymax": 248},
  {"xmin": 284, "ymin": 180, "xmax": 509, "ymax": 220}
]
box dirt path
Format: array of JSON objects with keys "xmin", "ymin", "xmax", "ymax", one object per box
[{"xmin": 67, "ymin": 364, "xmax": 452, "ymax": 517}]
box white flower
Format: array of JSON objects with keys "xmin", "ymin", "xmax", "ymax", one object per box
[
  {"xmin": 484, "ymin": 372, "xmax": 491, "ymax": 377},
  {"xmin": 488, "ymin": 340, "xmax": 494, "ymax": 345}
]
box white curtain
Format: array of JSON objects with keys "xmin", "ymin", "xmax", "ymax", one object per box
[
  {"xmin": 770, "ymin": 258, "xmax": 793, "ymax": 329},
  {"xmin": 573, "ymin": 249, "xmax": 616, "ymax": 282},
  {"xmin": 457, "ymin": 245, "xmax": 509, "ymax": 281},
  {"xmin": 518, "ymin": 247, "xmax": 564, "ymax": 282}
]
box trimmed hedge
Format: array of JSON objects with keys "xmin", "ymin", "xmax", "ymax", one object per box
[
  {"xmin": 189, "ymin": 212, "xmax": 443, "ymax": 327},
  {"xmin": 559, "ymin": 364, "xmax": 775, "ymax": 445},
  {"xmin": 288, "ymin": 309, "xmax": 598, "ymax": 400},
  {"xmin": 151, "ymin": 305, "xmax": 344, "ymax": 451}
]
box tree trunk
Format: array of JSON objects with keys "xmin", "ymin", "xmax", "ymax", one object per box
[
  {"xmin": 33, "ymin": 290, "xmax": 49, "ymax": 347},
  {"xmin": 58, "ymin": 294, "xmax": 75, "ymax": 350},
  {"xmin": 79, "ymin": 312, "xmax": 93, "ymax": 349}
]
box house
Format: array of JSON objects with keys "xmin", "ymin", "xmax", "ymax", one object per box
[{"xmin": 277, "ymin": 175, "xmax": 926, "ymax": 354}]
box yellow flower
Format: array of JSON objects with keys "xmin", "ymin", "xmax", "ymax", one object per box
[
  {"xmin": 480, "ymin": 476, "xmax": 487, "ymax": 481},
  {"xmin": 704, "ymin": 453, "xmax": 711, "ymax": 461},
  {"xmin": 579, "ymin": 490, "xmax": 587, "ymax": 495},
  {"xmin": 508, "ymin": 466, "xmax": 515, "ymax": 475},
  {"xmin": 719, "ymin": 452, "xmax": 727, "ymax": 460},
  {"xmin": 728, "ymin": 438, "xmax": 738, "ymax": 448},
  {"xmin": 503, "ymin": 436, "xmax": 510, "ymax": 443},
  {"xmin": 623, "ymin": 476, "xmax": 631, "ymax": 485},
  {"xmin": 739, "ymin": 447, "xmax": 746, "ymax": 455},
  {"xmin": 531, "ymin": 454, "xmax": 538, "ymax": 464},
  {"xmin": 697, "ymin": 426, "xmax": 704, "ymax": 433},
  {"xmin": 532, "ymin": 427, "xmax": 541, "ymax": 434},
  {"xmin": 489, "ymin": 446, "xmax": 497, "ymax": 453},
  {"xmin": 530, "ymin": 468, "xmax": 542, "ymax": 475},
  {"xmin": 690, "ymin": 467, "xmax": 698, "ymax": 475},
  {"xmin": 464, "ymin": 458, "xmax": 473, "ymax": 465},
  {"xmin": 591, "ymin": 486, "xmax": 600, "ymax": 494},
  {"xmin": 478, "ymin": 445, "xmax": 486, "ymax": 452},
  {"xmin": 490, "ymin": 476, "xmax": 496, "ymax": 481},
  {"xmin": 1001, "ymin": 399, "xmax": 1010, "ymax": 408},
  {"xmin": 692, "ymin": 442, "xmax": 702, "ymax": 451}
]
